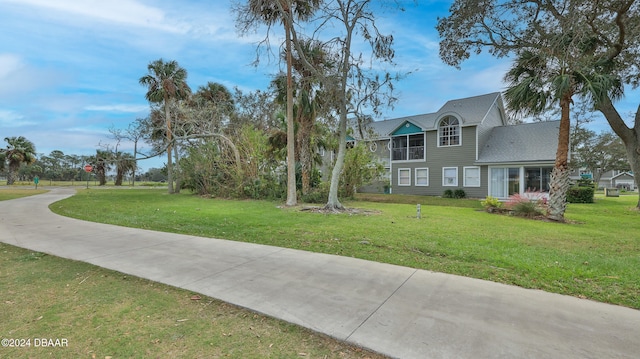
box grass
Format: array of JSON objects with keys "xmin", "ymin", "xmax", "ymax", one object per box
[
  {"xmin": 49, "ymin": 189, "xmax": 640, "ymax": 309},
  {"xmin": 0, "ymin": 243, "xmax": 387, "ymax": 359},
  {"xmin": 0, "ymin": 188, "xmax": 48, "ymax": 201}
]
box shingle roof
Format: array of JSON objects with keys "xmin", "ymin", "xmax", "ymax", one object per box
[
  {"xmin": 436, "ymin": 92, "xmax": 503, "ymax": 127},
  {"xmin": 354, "ymin": 92, "xmax": 503, "ymax": 139},
  {"xmin": 476, "ymin": 121, "xmax": 559, "ymax": 164}
]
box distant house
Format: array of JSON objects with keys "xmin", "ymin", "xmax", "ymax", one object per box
[
  {"xmin": 570, "ymin": 169, "xmax": 636, "ymax": 190},
  {"xmin": 334, "ymin": 92, "xmax": 561, "ymax": 199}
]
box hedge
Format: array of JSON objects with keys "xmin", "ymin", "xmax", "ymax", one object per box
[{"xmin": 567, "ymin": 186, "xmax": 595, "ymax": 203}]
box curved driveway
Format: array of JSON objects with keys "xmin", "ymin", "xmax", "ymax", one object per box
[{"xmin": 1, "ymin": 187, "xmax": 639, "ymax": 358}]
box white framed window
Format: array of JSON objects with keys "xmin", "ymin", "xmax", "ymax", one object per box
[
  {"xmin": 463, "ymin": 166, "xmax": 481, "ymax": 187},
  {"xmin": 398, "ymin": 168, "xmax": 411, "ymax": 186},
  {"xmin": 443, "ymin": 167, "xmax": 458, "ymax": 186},
  {"xmin": 415, "ymin": 168, "xmax": 429, "ymax": 186},
  {"xmin": 438, "ymin": 116, "xmax": 461, "ymax": 147}
]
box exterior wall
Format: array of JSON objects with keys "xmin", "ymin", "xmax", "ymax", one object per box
[
  {"xmin": 391, "ymin": 126, "xmax": 488, "ymax": 198},
  {"xmin": 358, "ymin": 139, "xmax": 391, "ymax": 193}
]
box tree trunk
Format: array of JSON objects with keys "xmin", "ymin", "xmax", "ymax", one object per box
[
  {"xmin": 598, "ymin": 99, "xmax": 640, "ymax": 209},
  {"xmin": 592, "ymin": 169, "xmax": 604, "ymax": 189},
  {"xmin": 97, "ymin": 165, "xmax": 107, "ymax": 186},
  {"xmin": 6, "ymin": 163, "xmax": 17, "ymax": 185},
  {"xmin": 115, "ymin": 167, "xmax": 123, "ymax": 186},
  {"xmin": 547, "ymin": 94, "xmax": 572, "ymax": 221},
  {"xmin": 325, "ymin": 114, "xmax": 347, "ymax": 210},
  {"xmin": 132, "ymin": 141, "xmax": 137, "ymax": 187},
  {"xmin": 285, "ymin": 12, "xmax": 297, "ymax": 206},
  {"xmin": 174, "ymin": 144, "xmax": 181, "ymax": 194},
  {"xmin": 165, "ymin": 101, "xmax": 175, "ymax": 194},
  {"xmin": 299, "ymin": 120, "xmax": 312, "ymax": 195}
]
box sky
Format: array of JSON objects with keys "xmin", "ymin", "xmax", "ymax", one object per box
[{"xmin": 1, "ymin": 0, "xmax": 638, "ymax": 172}]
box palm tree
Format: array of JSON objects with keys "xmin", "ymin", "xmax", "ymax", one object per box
[
  {"xmin": 504, "ymin": 50, "xmax": 622, "ymax": 221},
  {"xmin": 240, "ymin": 0, "xmax": 321, "ymax": 206},
  {"xmin": 139, "ymin": 58, "xmax": 191, "ymax": 194},
  {"xmin": 2, "ymin": 136, "xmax": 37, "ymax": 185},
  {"xmin": 190, "ymin": 82, "xmax": 235, "ymax": 133},
  {"xmin": 94, "ymin": 150, "xmax": 113, "ymax": 186},
  {"xmin": 114, "ymin": 152, "xmax": 137, "ymax": 186},
  {"xmin": 290, "ymin": 39, "xmax": 332, "ymax": 196}
]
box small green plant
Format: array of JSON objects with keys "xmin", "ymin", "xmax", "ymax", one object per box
[
  {"xmin": 453, "ymin": 189, "xmax": 466, "ymax": 199},
  {"xmin": 481, "ymin": 196, "xmax": 502, "ymax": 211},
  {"xmin": 443, "ymin": 189, "xmax": 454, "ymax": 198},
  {"xmin": 443, "ymin": 189, "xmax": 466, "ymax": 199}
]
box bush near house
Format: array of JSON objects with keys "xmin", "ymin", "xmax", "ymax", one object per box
[
  {"xmin": 481, "ymin": 196, "xmax": 502, "ymax": 212},
  {"xmin": 567, "ymin": 186, "xmax": 595, "ymax": 203},
  {"xmin": 505, "ymin": 192, "xmax": 545, "ymax": 217},
  {"xmin": 443, "ymin": 189, "xmax": 466, "ymax": 199},
  {"xmin": 568, "ymin": 178, "xmax": 595, "ymax": 203}
]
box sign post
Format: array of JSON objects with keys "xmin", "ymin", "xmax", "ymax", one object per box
[
  {"xmin": 84, "ymin": 164, "xmax": 93, "ymax": 189},
  {"xmin": 34, "ymin": 176, "xmax": 39, "ymax": 189}
]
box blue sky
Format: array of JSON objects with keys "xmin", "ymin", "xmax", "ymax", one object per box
[{"xmin": 1, "ymin": 0, "xmax": 637, "ymax": 171}]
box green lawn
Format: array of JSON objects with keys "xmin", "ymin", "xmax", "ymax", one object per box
[
  {"xmin": 49, "ymin": 189, "xmax": 640, "ymax": 309},
  {"xmin": 0, "ymin": 188, "xmax": 48, "ymax": 201},
  {"xmin": 0, "ymin": 243, "xmax": 386, "ymax": 359}
]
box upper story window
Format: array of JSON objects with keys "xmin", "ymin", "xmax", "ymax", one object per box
[
  {"xmin": 392, "ymin": 134, "xmax": 424, "ymax": 161},
  {"xmin": 439, "ymin": 116, "xmax": 460, "ymax": 146}
]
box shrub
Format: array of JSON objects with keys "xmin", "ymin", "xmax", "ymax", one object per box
[
  {"xmin": 300, "ymin": 182, "xmax": 330, "ymax": 203},
  {"xmin": 301, "ymin": 187, "xmax": 329, "ymax": 204},
  {"xmin": 453, "ymin": 189, "xmax": 466, "ymax": 199},
  {"xmin": 576, "ymin": 178, "xmax": 595, "ymax": 188},
  {"xmin": 443, "ymin": 189, "xmax": 466, "ymax": 199},
  {"xmin": 506, "ymin": 193, "xmax": 544, "ymax": 217},
  {"xmin": 481, "ymin": 196, "xmax": 502, "ymax": 211},
  {"xmin": 567, "ymin": 186, "xmax": 595, "ymax": 203}
]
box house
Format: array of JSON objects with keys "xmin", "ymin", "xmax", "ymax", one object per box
[
  {"xmin": 570, "ymin": 169, "xmax": 636, "ymax": 190},
  {"xmin": 347, "ymin": 92, "xmax": 560, "ymax": 199}
]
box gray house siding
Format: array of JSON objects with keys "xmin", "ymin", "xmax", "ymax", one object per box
[
  {"xmin": 391, "ymin": 126, "xmax": 486, "ymax": 197},
  {"xmin": 344, "ymin": 92, "xmax": 561, "ymax": 199},
  {"xmin": 358, "ymin": 139, "xmax": 391, "ymax": 193}
]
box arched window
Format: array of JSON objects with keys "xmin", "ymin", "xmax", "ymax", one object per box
[{"xmin": 439, "ymin": 116, "xmax": 460, "ymax": 146}]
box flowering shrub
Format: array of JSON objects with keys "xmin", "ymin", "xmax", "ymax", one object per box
[{"xmin": 505, "ymin": 192, "xmax": 545, "ymax": 217}]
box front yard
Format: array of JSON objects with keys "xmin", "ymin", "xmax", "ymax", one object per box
[{"xmin": 49, "ymin": 189, "xmax": 640, "ymax": 309}]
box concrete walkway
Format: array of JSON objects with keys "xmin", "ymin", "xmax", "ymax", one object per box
[{"xmin": 1, "ymin": 187, "xmax": 638, "ymax": 358}]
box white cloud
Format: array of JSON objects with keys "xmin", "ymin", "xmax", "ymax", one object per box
[
  {"xmin": 0, "ymin": 109, "xmax": 37, "ymax": 127},
  {"xmin": 2, "ymin": 0, "xmax": 189, "ymax": 34},
  {"xmin": 0, "ymin": 53, "xmax": 24, "ymax": 79}
]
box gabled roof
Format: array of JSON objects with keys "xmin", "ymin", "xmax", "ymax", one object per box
[
  {"xmin": 476, "ymin": 121, "xmax": 559, "ymax": 164},
  {"xmin": 436, "ymin": 92, "xmax": 504, "ymax": 127},
  {"xmin": 611, "ymin": 171, "xmax": 635, "ymax": 179},
  {"xmin": 351, "ymin": 92, "xmax": 504, "ymax": 139}
]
